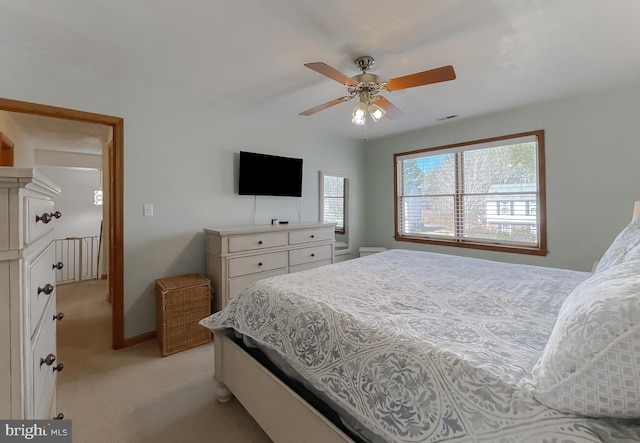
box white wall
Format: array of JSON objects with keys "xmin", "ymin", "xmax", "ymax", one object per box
[
  {"xmin": 364, "ymin": 82, "xmax": 640, "ymax": 272},
  {"xmin": 38, "ymin": 167, "xmax": 104, "ymax": 240},
  {"xmin": 10, "ymin": 42, "xmax": 637, "ymax": 338},
  {"xmin": 0, "ymin": 47, "xmax": 365, "ymax": 338}
]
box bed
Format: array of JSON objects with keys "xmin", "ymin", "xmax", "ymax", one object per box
[{"xmin": 200, "ymin": 206, "xmax": 640, "ymax": 443}]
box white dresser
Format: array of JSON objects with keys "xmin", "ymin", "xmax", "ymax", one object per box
[
  {"xmin": 0, "ymin": 168, "xmax": 64, "ymax": 419},
  {"xmin": 204, "ymin": 222, "xmax": 335, "ymax": 311}
]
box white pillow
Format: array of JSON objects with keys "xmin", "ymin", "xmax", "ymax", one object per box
[
  {"xmin": 595, "ymin": 220, "xmax": 640, "ymax": 273},
  {"xmin": 533, "ymin": 259, "xmax": 640, "ymax": 418}
]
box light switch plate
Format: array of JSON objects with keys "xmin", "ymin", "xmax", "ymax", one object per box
[{"xmin": 143, "ymin": 203, "xmax": 154, "ymax": 217}]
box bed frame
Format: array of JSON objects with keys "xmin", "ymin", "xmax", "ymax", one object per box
[
  {"xmin": 212, "ymin": 201, "xmax": 640, "ymax": 443},
  {"xmin": 213, "ymin": 329, "xmax": 354, "ymax": 443}
]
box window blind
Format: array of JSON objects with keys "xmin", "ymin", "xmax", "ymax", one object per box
[{"xmin": 395, "ymin": 130, "xmax": 546, "ymax": 255}]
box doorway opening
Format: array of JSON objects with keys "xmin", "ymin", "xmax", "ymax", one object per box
[{"xmin": 0, "ymin": 97, "xmax": 126, "ymax": 349}]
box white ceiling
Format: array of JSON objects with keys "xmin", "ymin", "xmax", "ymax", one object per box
[
  {"xmin": 7, "ymin": 113, "xmax": 111, "ymax": 155},
  {"xmin": 2, "ymin": 0, "xmax": 640, "ymax": 142}
]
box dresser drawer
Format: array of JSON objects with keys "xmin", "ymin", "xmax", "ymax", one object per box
[
  {"xmin": 228, "ymin": 232, "xmax": 288, "ymax": 253},
  {"xmin": 289, "ymin": 244, "xmax": 333, "ymax": 267},
  {"xmin": 28, "ymin": 241, "xmax": 57, "ymax": 335},
  {"xmin": 25, "ymin": 197, "xmax": 55, "ymax": 245},
  {"xmin": 289, "ymin": 228, "xmax": 334, "ymax": 245},
  {"xmin": 228, "ymin": 268, "xmax": 287, "ymax": 301},
  {"xmin": 290, "ymin": 259, "xmax": 332, "ymax": 273},
  {"xmin": 32, "ymin": 297, "xmax": 57, "ymax": 418},
  {"xmin": 228, "ymin": 251, "xmax": 287, "ymax": 278}
]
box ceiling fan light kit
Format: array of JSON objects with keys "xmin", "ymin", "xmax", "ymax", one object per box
[
  {"xmin": 351, "ymin": 101, "xmax": 367, "ymax": 125},
  {"xmin": 351, "ymin": 91, "xmax": 386, "ymax": 126},
  {"xmin": 368, "ymin": 99, "xmax": 386, "ymax": 121},
  {"xmin": 300, "ymin": 56, "xmax": 456, "ymax": 130}
]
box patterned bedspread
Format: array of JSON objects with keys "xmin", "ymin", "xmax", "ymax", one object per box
[{"xmin": 200, "ymin": 249, "xmax": 640, "ymax": 442}]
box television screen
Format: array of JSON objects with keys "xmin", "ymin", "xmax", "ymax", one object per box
[{"xmin": 238, "ymin": 151, "xmax": 303, "ymax": 197}]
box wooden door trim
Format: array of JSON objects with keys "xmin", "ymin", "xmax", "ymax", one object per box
[{"xmin": 0, "ymin": 98, "xmax": 126, "ymax": 349}]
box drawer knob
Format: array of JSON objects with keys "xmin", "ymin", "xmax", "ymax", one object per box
[
  {"xmin": 53, "ymin": 363, "xmax": 64, "ymax": 373},
  {"xmin": 40, "ymin": 353, "xmax": 56, "ymax": 366},
  {"xmin": 258, "ymin": 240, "xmax": 263, "ymax": 245},
  {"xmin": 53, "ymin": 312, "xmax": 64, "ymax": 321},
  {"xmin": 36, "ymin": 212, "xmax": 52, "ymax": 224},
  {"xmin": 258, "ymin": 262, "xmax": 263, "ymax": 267},
  {"xmin": 38, "ymin": 283, "xmax": 55, "ymax": 295},
  {"xmin": 54, "ymin": 413, "xmax": 64, "ymax": 420},
  {"xmin": 311, "ymin": 253, "xmax": 315, "ymax": 257},
  {"xmin": 50, "ymin": 211, "xmax": 62, "ymax": 219},
  {"xmin": 311, "ymin": 234, "xmax": 315, "ymax": 238},
  {"xmin": 53, "ymin": 262, "xmax": 64, "ymax": 270}
]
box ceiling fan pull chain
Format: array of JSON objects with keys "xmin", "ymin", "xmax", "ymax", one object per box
[{"xmin": 363, "ymin": 118, "xmax": 368, "ymax": 142}]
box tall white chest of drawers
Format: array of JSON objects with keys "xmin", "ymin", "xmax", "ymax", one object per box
[
  {"xmin": 0, "ymin": 168, "xmax": 63, "ymax": 419},
  {"xmin": 204, "ymin": 222, "xmax": 335, "ymax": 311}
]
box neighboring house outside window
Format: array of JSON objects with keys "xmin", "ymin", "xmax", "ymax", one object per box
[
  {"xmin": 485, "ymin": 183, "xmax": 537, "ymax": 230},
  {"xmin": 394, "ymin": 130, "xmax": 547, "ymax": 255}
]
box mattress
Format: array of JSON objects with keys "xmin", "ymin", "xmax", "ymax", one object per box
[{"xmin": 200, "ymin": 249, "xmax": 640, "ymax": 442}]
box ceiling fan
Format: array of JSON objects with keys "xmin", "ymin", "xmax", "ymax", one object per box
[{"xmin": 299, "ymin": 56, "xmax": 456, "ymax": 125}]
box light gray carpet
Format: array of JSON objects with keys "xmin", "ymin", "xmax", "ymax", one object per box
[{"xmin": 56, "ymin": 279, "xmax": 271, "ymax": 443}]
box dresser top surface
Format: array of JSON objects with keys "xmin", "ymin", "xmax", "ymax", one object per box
[
  {"xmin": 204, "ymin": 222, "xmax": 336, "ymax": 237},
  {"xmin": 0, "ymin": 167, "xmax": 60, "ymax": 194}
]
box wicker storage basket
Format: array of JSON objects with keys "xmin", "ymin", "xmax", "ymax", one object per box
[{"xmin": 155, "ymin": 273, "xmax": 212, "ymax": 356}]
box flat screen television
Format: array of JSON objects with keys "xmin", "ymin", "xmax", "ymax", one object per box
[{"xmin": 238, "ymin": 151, "xmax": 303, "ymax": 197}]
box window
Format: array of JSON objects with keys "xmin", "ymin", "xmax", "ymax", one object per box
[
  {"xmin": 320, "ymin": 172, "xmax": 347, "ymax": 234},
  {"xmin": 394, "ymin": 130, "xmax": 547, "ymax": 255},
  {"xmin": 93, "ymin": 189, "xmax": 103, "ymax": 206}
]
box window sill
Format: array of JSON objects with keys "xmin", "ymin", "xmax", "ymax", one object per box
[
  {"xmin": 335, "ymin": 241, "xmax": 350, "ymax": 256},
  {"xmin": 394, "ymin": 234, "xmax": 547, "ymax": 256}
]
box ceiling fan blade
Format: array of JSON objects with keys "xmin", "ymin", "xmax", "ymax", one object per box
[
  {"xmin": 373, "ymin": 96, "xmax": 404, "ymax": 120},
  {"xmin": 299, "ymin": 96, "xmax": 354, "ymax": 116},
  {"xmin": 385, "ymin": 65, "xmax": 456, "ymax": 91},
  {"xmin": 304, "ymin": 62, "xmax": 359, "ymax": 87}
]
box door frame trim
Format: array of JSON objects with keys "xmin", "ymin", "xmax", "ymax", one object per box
[{"xmin": 0, "ymin": 97, "xmax": 126, "ymax": 349}]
